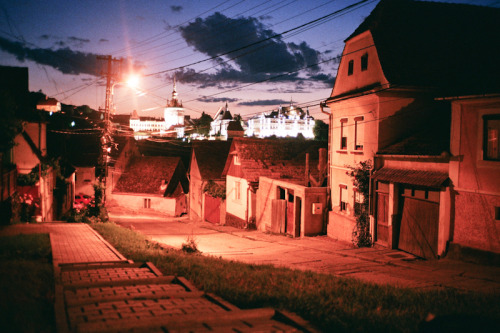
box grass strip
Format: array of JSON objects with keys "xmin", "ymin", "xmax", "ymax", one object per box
[
  {"xmin": 0, "ymin": 233, "xmax": 55, "ymax": 333},
  {"xmin": 92, "ymin": 222, "xmax": 500, "ymax": 332}
]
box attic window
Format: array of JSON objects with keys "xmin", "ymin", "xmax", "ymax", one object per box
[
  {"xmin": 361, "ymin": 53, "xmax": 368, "ymax": 71},
  {"xmin": 234, "ymin": 155, "xmax": 241, "ymax": 165},
  {"xmin": 348, "ymin": 60, "xmax": 354, "ymax": 76}
]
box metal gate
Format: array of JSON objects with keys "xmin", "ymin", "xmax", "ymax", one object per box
[{"xmin": 204, "ymin": 194, "xmax": 221, "ymax": 224}]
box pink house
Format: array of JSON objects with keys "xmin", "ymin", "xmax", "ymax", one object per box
[{"xmin": 324, "ymin": 0, "xmax": 500, "ymax": 258}]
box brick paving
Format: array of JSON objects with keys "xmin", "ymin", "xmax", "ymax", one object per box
[{"xmin": 0, "ymin": 223, "xmax": 317, "ymax": 332}]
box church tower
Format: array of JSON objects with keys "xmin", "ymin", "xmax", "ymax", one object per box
[{"xmin": 164, "ymin": 77, "xmax": 185, "ymax": 134}]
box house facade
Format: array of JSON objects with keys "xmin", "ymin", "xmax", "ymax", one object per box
[
  {"xmin": 323, "ymin": 0, "xmax": 500, "ymax": 258},
  {"xmin": 447, "ymin": 95, "xmax": 500, "ymax": 256},
  {"xmin": 246, "ymin": 104, "xmax": 315, "ymax": 139},
  {"xmin": 189, "ymin": 141, "xmax": 231, "ymax": 223},
  {"xmin": 222, "ymin": 138, "xmax": 327, "ymax": 230},
  {"xmin": 12, "ymin": 121, "xmax": 55, "ymax": 221}
]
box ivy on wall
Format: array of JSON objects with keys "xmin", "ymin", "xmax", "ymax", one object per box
[{"xmin": 347, "ymin": 160, "xmax": 372, "ymax": 247}]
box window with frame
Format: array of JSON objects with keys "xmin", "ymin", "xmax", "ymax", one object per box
[
  {"xmin": 354, "ymin": 116, "xmax": 364, "ymax": 150},
  {"xmin": 340, "ymin": 184, "xmax": 348, "ymax": 211},
  {"xmin": 484, "ymin": 114, "xmax": 500, "ymax": 161},
  {"xmin": 361, "ymin": 53, "xmax": 368, "ymax": 71},
  {"xmin": 353, "ymin": 188, "xmax": 363, "ymax": 216},
  {"xmin": 348, "ymin": 60, "xmax": 354, "ymax": 76},
  {"xmin": 234, "ymin": 154, "xmax": 241, "ymax": 165},
  {"xmin": 340, "ymin": 118, "xmax": 348, "ymax": 150},
  {"xmin": 234, "ymin": 181, "xmax": 241, "ymax": 201},
  {"xmin": 144, "ymin": 198, "xmax": 151, "ymax": 208}
]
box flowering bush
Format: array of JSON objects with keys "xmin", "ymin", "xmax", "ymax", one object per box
[{"xmin": 13, "ymin": 192, "xmax": 40, "ymax": 223}]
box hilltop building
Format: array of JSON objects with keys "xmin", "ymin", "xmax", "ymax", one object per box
[
  {"xmin": 246, "ymin": 102, "xmax": 315, "ymax": 139},
  {"xmin": 129, "ymin": 79, "xmax": 185, "ymax": 138},
  {"xmin": 210, "ymin": 102, "xmax": 234, "ymax": 139}
]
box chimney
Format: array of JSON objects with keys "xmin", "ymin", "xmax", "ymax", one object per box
[{"xmin": 305, "ymin": 153, "xmax": 310, "ymax": 186}]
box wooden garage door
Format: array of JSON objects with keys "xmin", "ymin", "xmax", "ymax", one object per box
[
  {"xmin": 204, "ymin": 194, "xmax": 221, "ymax": 224},
  {"xmin": 399, "ymin": 196, "xmax": 439, "ymax": 259}
]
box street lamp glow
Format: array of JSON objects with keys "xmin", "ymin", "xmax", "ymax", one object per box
[{"xmin": 125, "ymin": 75, "xmax": 140, "ymax": 89}]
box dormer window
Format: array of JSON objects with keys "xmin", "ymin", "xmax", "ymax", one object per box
[
  {"xmin": 361, "ymin": 53, "xmax": 368, "ymax": 71},
  {"xmin": 348, "ymin": 60, "xmax": 354, "ymax": 76},
  {"xmin": 234, "ymin": 155, "xmax": 241, "ymax": 165}
]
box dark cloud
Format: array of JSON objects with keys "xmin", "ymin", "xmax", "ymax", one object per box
[
  {"xmin": 172, "ymin": 67, "xmax": 302, "ymax": 89},
  {"xmin": 177, "ymin": 13, "xmax": 328, "ymax": 86},
  {"xmin": 170, "ymin": 5, "xmax": 183, "ymax": 12},
  {"xmin": 39, "ymin": 34, "xmax": 50, "ymax": 40},
  {"xmin": 197, "ymin": 96, "xmax": 239, "ymax": 103},
  {"xmin": 99, "ymin": 38, "xmax": 109, "ymax": 43},
  {"xmin": 0, "ymin": 36, "xmax": 103, "ymax": 76},
  {"xmin": 67, "ymin": 36, "xmax": 90, "ymax": 48},
  {"xmin": 238, "ymin": 99, "xmax": 289, "ymax": 106}
]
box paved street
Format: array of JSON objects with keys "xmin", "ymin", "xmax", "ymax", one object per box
[{"xmin": 111, "ymin": 213, "xmax": 500, "ymax": 293}]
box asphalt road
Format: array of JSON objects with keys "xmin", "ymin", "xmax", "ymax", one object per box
[{"xmin": 112, "ymin": 215, "xmax": 500, "ymax": 293}]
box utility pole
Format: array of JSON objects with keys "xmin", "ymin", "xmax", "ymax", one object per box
[{"xmin": 96, "ymin": 55, "xmax": 122, "ymax": 204}]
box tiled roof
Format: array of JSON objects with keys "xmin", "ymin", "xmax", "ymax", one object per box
[
  {"xmin": 372, "ymin": 168, "xmax": 448, "ymax": 188},
  {"xmin": 114, "ymin": 156, "xmax": 181, "ymax": 195},
  {"xmin": 192, "ymin": 140, "xmax": 232, "ymax": 180},
  {"xmin": 348, "ymin": 0, "xmax": 500, "ymax": 95},
  {"xmin": 229, "ymin": 138, "xmax": 326, "ymax": 183},
  {"xmin": 227, "ymin": 121, "xmax": 243, "ymax": 131}
]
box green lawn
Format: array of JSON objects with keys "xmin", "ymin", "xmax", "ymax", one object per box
[
  {"xmin": 93, "ymin": 222, "xmax": 500, "ymax": 332},
  {"xmin": 0, "ymin": 233, "xmax": 55, "ymax": 333}
]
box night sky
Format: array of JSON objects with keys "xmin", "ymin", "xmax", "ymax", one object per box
[{"xmin": 0, "ymin": 0, "xmax": 496, "ymax": 120}]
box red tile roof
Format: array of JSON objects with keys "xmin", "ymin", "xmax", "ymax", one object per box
[
  {"xmin": 192, "ymin": 140, "xmax": 232, "ymax": 180},
  {"xmin": 226, "ymin": 138, "xmax": 327, "ymax": 183},
  {"xmin": 114, "ymin": 156, "xmax": 182, "ymax": 195}
]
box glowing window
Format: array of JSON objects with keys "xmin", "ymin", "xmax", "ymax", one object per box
[{"xmin": 484, "ymin": 114, "xmax": 500, "ymax": 161}]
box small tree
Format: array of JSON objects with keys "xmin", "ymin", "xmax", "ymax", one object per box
[
  {"xmin": 347, "ymin": 160, "xmax": 372, "ymax": 247},
  {"xmin": 194, "ymin": 112, "xmax": 213, "ymax": 137},
  {"xmin": 313, "ymin": 119, "xmax": 328, "ymax": 141}
]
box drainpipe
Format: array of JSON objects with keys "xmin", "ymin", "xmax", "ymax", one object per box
[
  {"xmin": 246, "ymin": 185, "xmax": 250, "ymax": 227},
  {"xmin": 320, "ymin": 100, "xmax": 331, "ymax": 191}
]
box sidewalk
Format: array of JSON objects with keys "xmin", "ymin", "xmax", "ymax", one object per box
[{"xmin": 0, "ymin": 223, "xmax": 317, "ymax": 333}]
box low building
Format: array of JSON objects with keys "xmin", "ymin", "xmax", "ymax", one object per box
[
  {"xmin": 222, "ymin": 137, "xmax": 327, "ymax": 230},
  {"xmin": 111, "ymin": 156, "xmax": 189, "ymax": 216},
  {"xmin": 36, "ymin": 97, "xmax": 61, "ymax": 113},
  {"xmin": 246, "ymin": 103, "xmax": 315, "ymax": 139}
]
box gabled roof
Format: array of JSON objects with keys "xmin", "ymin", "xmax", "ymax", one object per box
[
  {"xmin": 223, "ymin": 138, "xmax": 326, "ymax": 183},
  {"xmin": 191, "ymin": 140, "xmax": 232, "ymax": 180},
  {"xmin": 227, "ymin": 121, "xmax": 243, "ymax": 131},
  {"xmin": 347, "ymin": 0, "xmax": 500, "ymax": 95},
  {"xmin": 114, "ymin": 156, "xmax": 185, "ymax": 195}
]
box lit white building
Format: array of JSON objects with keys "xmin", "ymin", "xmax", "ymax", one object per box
[
  {"xmin": 129, "ymin": 79, "xmax": 185, "ymax": 138},
  {"xmin": 210, "ymin": 102, "xmax": 234, "ymax": 139},
  {"xmin": 36, "ymin": 97, "xmax": 61, "ymax": 113},
  {"xmin": 246, "ymin": 103, "xmax": 315, "ymax": 139}
]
